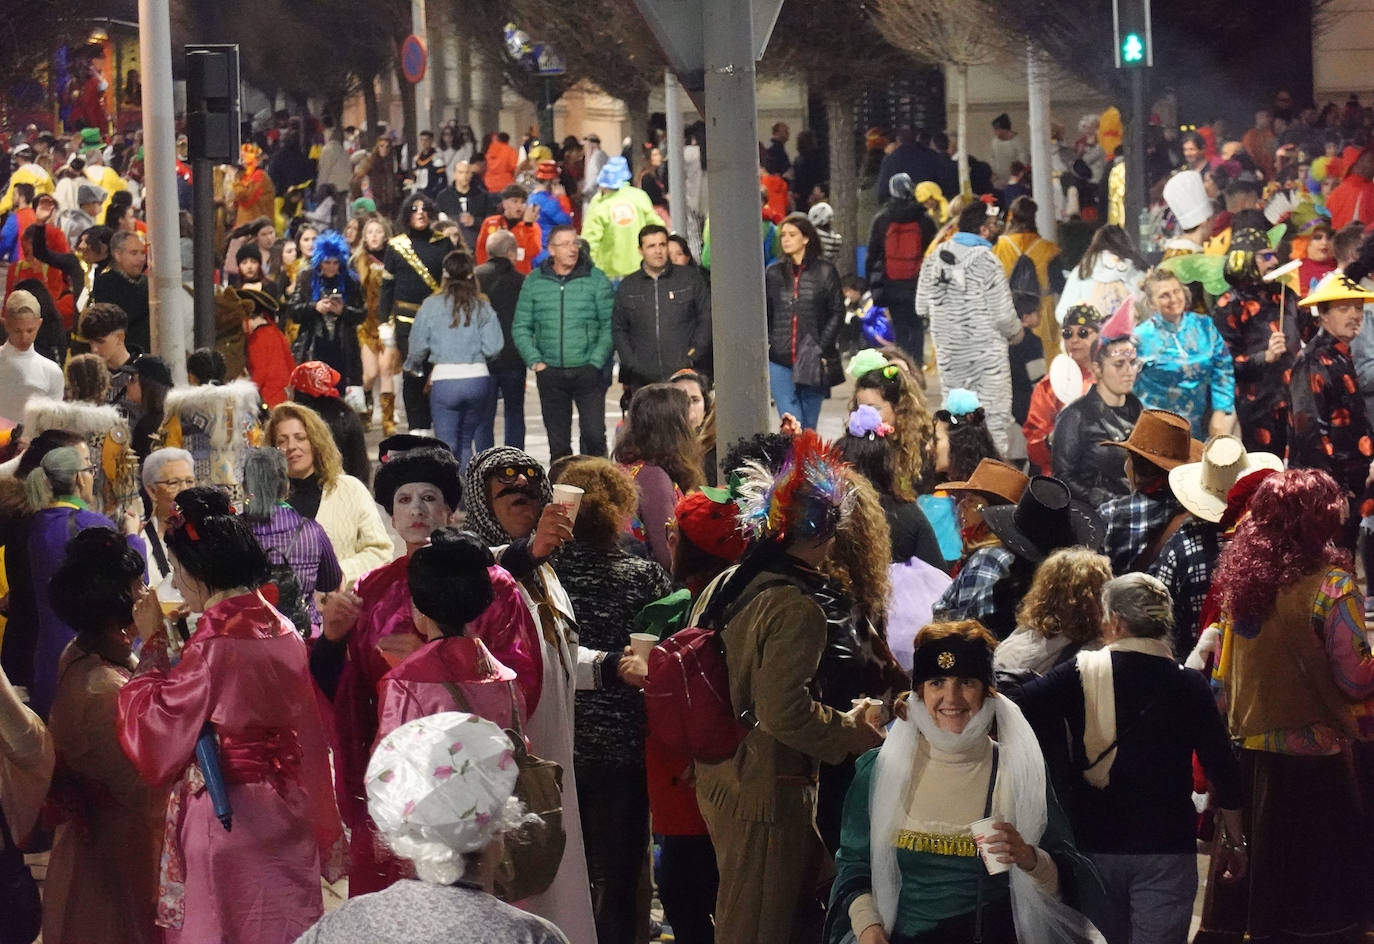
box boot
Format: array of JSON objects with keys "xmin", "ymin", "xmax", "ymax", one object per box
[
  {"xmin": 380, "ymin": 392, "xmax": 397, "ymax": 436},
  {"xmin": 359, "ymin": 389, "xmax": 374, "ymax": 432}
]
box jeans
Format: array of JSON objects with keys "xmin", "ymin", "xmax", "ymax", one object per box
[
  {"xmin": 430, "ymin": 376, "xmax": 493, "ymax": 474},
  {"xmin": 474, "ymin": 366, "xmax": 527, "ymax": 452},
  {"xmin": 768, "ymin": 360, "xmax": 825, "ymax": 430},
  {"xmin": 576, "ymin": 764, "xmax": 650, "ymax": 944},
  {"xmin": 535, "ymin": 364, "xmax": 607, "ymax": 461},
  {"xmin": 656, "ymin": 833, "xmax": 717, "ymax": 944},
  {"xmin": 1083, "ymin": 852, "xmax": 1197, "ymax": 944},
  {"xmin": 393, "ymin": 319, "xmax": 432, "ymax": 430}
]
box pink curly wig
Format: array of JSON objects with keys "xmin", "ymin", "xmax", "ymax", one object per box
[{"xmin": 1213, "ymin": 468, "xmax": 1351, "ymax": 631}]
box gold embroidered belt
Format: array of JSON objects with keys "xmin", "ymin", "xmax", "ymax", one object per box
[{"xmin": 893, "ymin": 829, "xmax": 979, "ymax": 857}]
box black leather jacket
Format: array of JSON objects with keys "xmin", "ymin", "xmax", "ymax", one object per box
[
  {"xmin": 287, "ymin": 275, "xmax": 365, "ymax": 385},
  {"xmin": 1051, "ymin": 387, "xmax": 1144, "ymax": 508}
]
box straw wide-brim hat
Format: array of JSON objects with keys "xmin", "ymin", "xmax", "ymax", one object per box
[
  {"xmin": 1101, "ymin": 409, "xmax": 1204, "ymax": 471},
  {"xmin": 981, "ymin": 475, "xmax": 1104, "ymax": 563},
  {"xmin": 1168, "ymin": 435, "xmax": 1283, "ymax": 523},
  {"xmin": 935, "ymin": 458, "xmax": 1029, "ymax": 507}
]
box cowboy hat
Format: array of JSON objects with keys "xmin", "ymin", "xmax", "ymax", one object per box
[
  {"xmin": 935, "ymin": 458, "xmax": 1029, "ymax": 507},
  {"xmin": 1100, "ymin": 409, "xmax": 1204, "ymax": 471},
  {"xmin": 1167, "ymin": 435, "xmax": 1283, "ymax": 523},
  {"xmin": 981, "ymin": 475, "xmax": 1104, "ymax": 563},
  {"xmin": 1298, "ymin": 272, "xmax": 1374, "ymax": 308}
]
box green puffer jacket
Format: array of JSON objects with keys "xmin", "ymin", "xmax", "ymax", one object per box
[{"xmin": 512, "ymin": 255, "xmax": 616, "ymax": 369}]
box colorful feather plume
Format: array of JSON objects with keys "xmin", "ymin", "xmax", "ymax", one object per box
[{"xmin": 735, "ymin": 430, "xmax": 851, "ymax": 542}]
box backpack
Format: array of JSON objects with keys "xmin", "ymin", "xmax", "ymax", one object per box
[
  {"xmin": 263, "ymin": 520, "xmax": 311, "ymax": 636},
  {"xmin": 643, "ymin": 578, "xmax": 789, "ymax": 763},
  {"xmin": 1008, "ymin": 242, "xmax": 1044, "ymax": 316},
  {"xmin": 882, "ymin": 220, "xmax": 925, "ymax": 281}
]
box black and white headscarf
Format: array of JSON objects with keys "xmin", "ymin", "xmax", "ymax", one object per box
[{"xmin": 462, "ymin": 446, "xmax": 553, "ymax": 547}]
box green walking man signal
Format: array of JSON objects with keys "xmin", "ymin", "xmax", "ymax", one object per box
[{"xmin": 1113, "ymin": 0, "xmax": 1153, "ymax": 68}]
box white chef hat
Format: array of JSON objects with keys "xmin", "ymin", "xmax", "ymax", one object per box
[{"xmin": 1163, "ymin": 170, "xmax": 1211, "ymax": 231}]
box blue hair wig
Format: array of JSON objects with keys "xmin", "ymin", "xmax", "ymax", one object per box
[{"xmin": 310, "ymin": 229, "xmax": 358, "ymax": 300}]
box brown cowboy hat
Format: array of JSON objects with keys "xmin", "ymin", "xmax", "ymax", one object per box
[
  {"xmin": 936, "ymin": 458, "xmax": 1029, "ymax": 506},
  {"xmin": 1100, "ymin": 409, "xmax": 1204, "ymax": 471}
]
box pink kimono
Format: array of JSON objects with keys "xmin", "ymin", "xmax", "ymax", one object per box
[
  {"xmin": 331, "ymin": 556, "xmax": 542, "ymax": 896},
  {"xmin": 352, "ymin": 635, "xmax": 527, "ymax": 892},
  {"xmin": 117, "ymin": 591, "xmax": 345, "ymax": 944}
]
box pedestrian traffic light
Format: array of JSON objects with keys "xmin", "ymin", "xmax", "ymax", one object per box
[
  {"xmin": 1113, "ymin": 0, "xmax": 1153, "ymax": 69},
  {"xmin": 185, "ymin": 45, "xmax": 241, "ymax": 162}
]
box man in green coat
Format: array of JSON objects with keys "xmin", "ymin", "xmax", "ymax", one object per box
[
  {"xmin": 581, "ymin": 155, "xmax": 660, "ymax": 280},
  {"xmin": 512, "ymin": 223, "xmax": 615, "ymax": 460}
]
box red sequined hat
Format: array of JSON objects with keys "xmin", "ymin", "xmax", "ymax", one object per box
[
  {"xmin": 290, "ymin": 361, "xmax": 341, "ymax": 399},
  {"xmin": 675, "ymin": 491, "xmax": 747, "ymax": 563}
]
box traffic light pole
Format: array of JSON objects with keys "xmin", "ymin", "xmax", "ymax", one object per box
[{"xmin": 1125, "ymin": 67, "xmax": 1146, "ymax": 251}]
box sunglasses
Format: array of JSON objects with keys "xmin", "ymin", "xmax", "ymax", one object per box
[
  {"xmin": 489, "ymin": 464, "xmax": 543, "ymax": 484},
  {"xmin": 1061, "ymin": 326, "xmax": 1097, "ymax": 340},
  {"xmin": 935, "ymin": 407, "xmax": 986, "ymax": 428}
]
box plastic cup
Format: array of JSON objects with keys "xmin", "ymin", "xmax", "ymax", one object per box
[
  {"xmin": 552, "ymin": 484, "xmax": 584, "ymax": 522},
  {"xmin": 969, "ymin": 816, "xmax": 1012, "ymax": 875},
  {"xmin": 850, "ymin": 696, "xmax": 885, "ymax": 726},
  {"xmin": 628, "ymin": 632, "xmax": 657, "ymax": 660}
]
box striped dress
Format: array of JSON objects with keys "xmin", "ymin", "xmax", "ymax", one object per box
[{"xmin": 916, "ymin": 236, "xmax": 1021, "ymax": 453}]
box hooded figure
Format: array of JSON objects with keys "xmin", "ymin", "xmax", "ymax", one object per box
[{"xmin": 460, "ymin": 445, "xmax": 600, "ymax": 943}]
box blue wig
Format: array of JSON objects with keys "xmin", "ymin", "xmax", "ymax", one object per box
[{"xmin": 310, "ymin": 229, "xmax": 357, "ymax": 301}]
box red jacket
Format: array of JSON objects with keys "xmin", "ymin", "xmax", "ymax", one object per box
[
  {"xmin": 483, "ymin": 139, "xmax": 519, "ymax": 193},
  {"xmin": 473, "ymin": 214, "xmax": 542, "ymax": 274},
  {"xmin": 245, "ymin": 320, "xmax": 294, "ymax": 406},
  {"xmin": 1022, "ymin": 372, "xmax": 1091, "ymax": 472},
  {"xmin": 1328, "ymin": 172, "xmax": 1374, "ymax": 231}
]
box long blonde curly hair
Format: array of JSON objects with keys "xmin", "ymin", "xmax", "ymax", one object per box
[
  {"xmin": 848, "ymin": 364, "xmax": 934, "ymax": 501},
  {"xmin": 1015, "ymin": 547, "xmax": 1113, "ymax": 644},
  {"xmin": 821, "ymin": 471, "xmax": 892, "ymax": 625}
]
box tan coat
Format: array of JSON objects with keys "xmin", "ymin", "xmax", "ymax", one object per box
[{"xmin": 695, "ymin": 564, "xmax": 877, "ymax": 944}]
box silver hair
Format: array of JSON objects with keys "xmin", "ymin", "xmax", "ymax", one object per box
[
  {"xmin": 1101, "ymin": 572, "xmax": 1174, "ymax": 640},
  {"xmin": 141, "ymin": 447, "xmax": 195, "ymax": 491},
  {"xmin": 110, "ymin": 230, "xmax": 142, "ymax": 255},
  {"xmin": 484, "ymin": 228, "xmax": 517, "ymax": 260},
  {"xmin": 240, "ymin": 447, "xmax": 289, "ymax": 522}
]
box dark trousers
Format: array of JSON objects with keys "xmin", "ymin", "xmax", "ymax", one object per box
[
  {"xmin": 576, "ymin": 764, "xmax": 650, "ymax": 944},
  {"xmin": 474, "ymin": 366, "xmax": 527, "ymax": 452},
  {"xmin": 886, "ymin": 291, "xmax": 924, "ymax": 365},
  {"xmin": 393, "ymin": 319, "xmax": 432, "ymax": 429},
  {"xmin": 535, "ymin": 364, "xmax": 606, "ymax": 461},
  {"xmin": 656, "ymin": 833, "xmax": 717, "ymax": 944}
]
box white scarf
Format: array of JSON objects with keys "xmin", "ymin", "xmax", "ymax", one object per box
[
  {"xmin": 1076, "ymin": 636, "xmax": 1174, "ymax": 788},
  {"xmin": 868, "ymin": 694, "xmax": 1104, "ymax": 942}
]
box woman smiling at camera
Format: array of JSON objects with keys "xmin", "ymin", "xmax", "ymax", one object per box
[{"xmin": 827, "ymin": 620, "xmax": 1096, "ymax": 944}]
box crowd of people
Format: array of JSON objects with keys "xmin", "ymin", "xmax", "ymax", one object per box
[{"xmin": 1, "ymin": 86, "xmax": 1374, "ymax": 944}]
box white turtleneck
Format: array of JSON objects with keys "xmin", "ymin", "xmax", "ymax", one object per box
[{"xmin": 0, "ymin": 342, "xmax": 64, "ymax": 426}]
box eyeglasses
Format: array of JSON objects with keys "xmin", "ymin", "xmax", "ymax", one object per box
[
  {"xmin": 1062, "ymin": 326, "xmax": 1097, "ymax": 340},
  {"xmin": 935, "ymin": 407, "xmax": 986, "ymax": 428},
  {"xmin": 409, "ymin": 206, "xmax": 428, "ymax": 215},
  {"xmin": 489, "ymin": 464, "xmax": 543, "ymax": 484},
  {"xmin": 154, "ymin": 478, "xmax": 196, "ymax": 489}
]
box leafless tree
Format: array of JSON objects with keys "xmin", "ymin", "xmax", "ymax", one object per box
[{"xmin": 875, "ymin": 0, "xmax": 1000, "ymax": 196}]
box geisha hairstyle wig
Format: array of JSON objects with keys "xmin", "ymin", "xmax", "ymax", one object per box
[
  {"xmin": 408, "ymin": 527, "xmax": 495, "ymax": 636},
  {"xmin": 165, "ymin": 486, "xmax": 271, "ymax": 592},
  {"xmin": 51, "ymin": 526, "xmax": 145, "ymax": 635}
]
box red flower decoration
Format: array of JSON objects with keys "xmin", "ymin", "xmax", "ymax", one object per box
[
  {"xmin": 1256, "ymin": 427, "xmax": 1271, "ymax": 445},
  {"xmin": 1360, "ymin": 436, "xmax": 1373, "ymax": 456},
  {"xmin": 1345, "ymin": 374, "xmax": 1359, "ymax": 394},
  {"xmin": 1332, "ymin": 408, "xmax": 1351, "ymax": 427},
  {"xmin": 1310, "ymin": 373, "xmax": 1325, "ymax": 393}
]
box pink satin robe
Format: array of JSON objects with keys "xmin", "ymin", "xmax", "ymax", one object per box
[
  {"xmin": 331, "ymin": 556, "xmax": 542, "ymax": 896},
  {"xmin": 117, "ymin": 591, "xmax": 345, "ymax": 944},
  {"xmin": 350, "ymin": 636, "xmax": 528, "ymax": 893}
]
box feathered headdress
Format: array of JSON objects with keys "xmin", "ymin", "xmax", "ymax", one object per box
[{"xmin": 735, "ymin": 429, "xmax": 850, "ymax": 542}]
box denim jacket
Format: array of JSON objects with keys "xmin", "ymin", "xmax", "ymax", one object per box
[{"xmin": 404, "ymin": 295, "xmax": 504, "ymax": 373}]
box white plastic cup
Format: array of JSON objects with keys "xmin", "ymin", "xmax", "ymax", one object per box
[
  {"xmin": 969, "ymin": 816, "xmax": 1013, "ymax": 875},
  {"xmin": 552, "ymin": 483, "xmax": 584, "ymax": 522},
  {"xmin": 850, "ymin": 696, "xmax": 884, "ymax": 726},
  {"xmin": 628, "ymin": 632, "xmax": 657, "ymax": 660}
]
